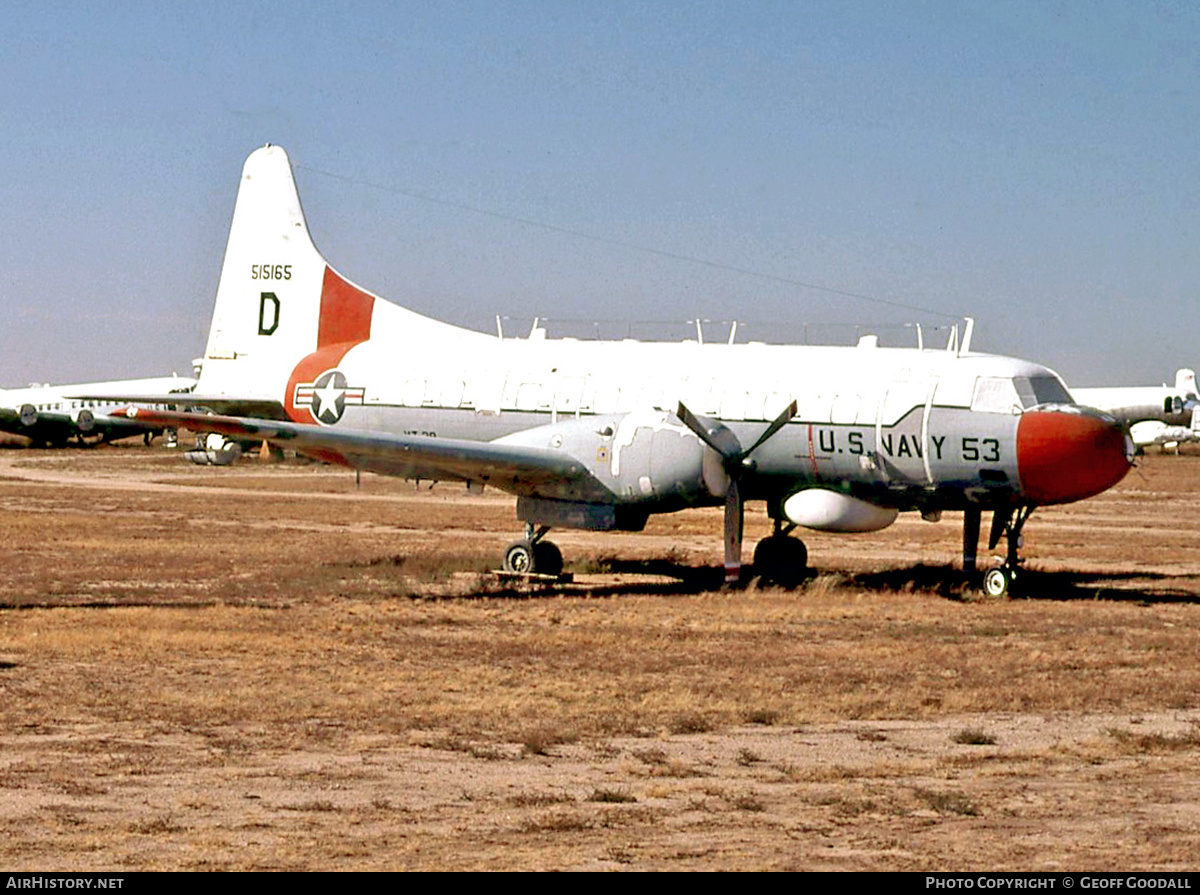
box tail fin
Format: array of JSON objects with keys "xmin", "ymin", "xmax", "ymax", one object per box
[
  {"xmin": 197, "ymin": 145, "xmax": 377, "ymax": 418},
  {"xmin": 197, "ymin": 145, "xmax": 494, "ymax": 425},
  {"xmin": 1175, "ymin": 368, "xmax": 1197, "ymax": 397}
]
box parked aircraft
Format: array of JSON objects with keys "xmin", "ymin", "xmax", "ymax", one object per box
[
  {"xmin": 1072, "ymin": 369, "xmax": 1198, "ymax": 428},
  {"xmin": 0, "ymin": 375, "xmax": 195, "ymax": 446},
  {"xmin": 1072, "ymin": 370, "xmax": 1199, "ymax": 451},
  {"xmin": 1128, "ymin": 420, "xmax": 1200, "ymax": 452},
  {"xmin": 118, "ymin": 145, "xmax": 1133, "ymax": 596}
]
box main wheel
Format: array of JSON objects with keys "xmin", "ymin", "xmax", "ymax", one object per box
[
  {"xmin": 503, "ymin": 540, "xmax": 536, "ymax": 574},
  {"xmin": 532, "ymin": 541, "xmax": 563, "ymax": 577},
  {"xmin": 753, "ymin": 535, "xmax": 808, "ymax": 588}
]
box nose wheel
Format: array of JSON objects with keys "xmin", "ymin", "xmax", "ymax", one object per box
[
  {"xmin": 982, "ymin": 566, "xmax": 1016, "ymax": 598},
  {"xmin": 979, "ymin": 505, "xmax": 1034, "ymax": 598}
]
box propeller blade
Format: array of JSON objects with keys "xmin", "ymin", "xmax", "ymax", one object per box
[
  {"xmin": 679, "ymin": 399, "xmax": 793, "ymax": 587},
  {"xmin": 724, "ymin": 478, "xmax": 744, "ymax": 585},
  {"xmin": 738, "ymin": 399, "xmax": 798, "ymax": 461},
  {"xmin": 676, "ymin": 402, "xmax": 740, "ymax": 459}
]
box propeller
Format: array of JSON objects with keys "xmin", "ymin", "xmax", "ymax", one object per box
[{"xmin": 677, "ymin": 399, "xmax": 797, "ymax": 585}]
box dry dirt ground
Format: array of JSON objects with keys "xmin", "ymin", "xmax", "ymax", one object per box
[{"xmin": 1, "ymin": 439, "xmax": 1200, "ymax": 871}]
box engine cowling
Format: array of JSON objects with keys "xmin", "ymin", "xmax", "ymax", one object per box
[
  {"xmin": 783, "ymin": 489, "xmax": 899, "ymax": 533},
  {"xmin": 495, "ymin": 408, "xmax": 722, "ymax": 510},
  {"xmin": 18, "ymin": 404, "xmax": 37, "ymax": 427},
  {"xmin": 72, "ymin": 409, "xmax": 95, "ymax": 433}
]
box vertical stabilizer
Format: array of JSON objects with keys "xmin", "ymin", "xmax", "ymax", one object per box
[
  {"xmin": 198, "ymin": 145, "xmax": 375, "ymax": 405},
  {"xmin": 1175, "ymin": 368, "xmax": 1197, "ymax": 397}
]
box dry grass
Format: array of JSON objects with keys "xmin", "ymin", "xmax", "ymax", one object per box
[{"xmin": 1, "ymin": 446, "xmax": 1200, "ymax": 869}]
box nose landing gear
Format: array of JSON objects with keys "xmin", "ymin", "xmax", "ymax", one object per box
[{"xmin": 970, "ymin": 505, "xmax": 1034, "ymax": 598}]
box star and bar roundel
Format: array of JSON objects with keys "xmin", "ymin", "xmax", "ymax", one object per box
[{"xmin": 293, "ymin": 369, "xmax": 365, "ymax": 425}]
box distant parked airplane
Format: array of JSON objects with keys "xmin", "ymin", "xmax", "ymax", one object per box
[
  {"xmin": 0, "ymin": 376, "xmax": 195, "ymax": 446},
  {"xmin": 1072, "ymin": 369, "xmax": 1199, "ymax": 451}
]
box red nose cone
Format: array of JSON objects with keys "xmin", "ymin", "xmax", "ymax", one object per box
[{"xmin": 1016, "ymin": 408, "xmax": 1131, "ymax": 505}]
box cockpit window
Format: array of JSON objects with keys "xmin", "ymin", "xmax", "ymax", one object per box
[
  {"xmin": 1014, "ymin": 375, "xmax": 1072, "ymax": 408},
  {"xmin": 970, "ymin": 377, "xmax": 1022, "ymax": 413}
]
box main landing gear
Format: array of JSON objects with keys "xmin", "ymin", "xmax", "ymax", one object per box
[
  {"xmin": 502, "ymin": 524, "xmax": 564, "ymax": 578},
  {"xmin": 963, "ymin": 505, "xmax": 1034, "ymax": 598},
  {"xmin": 752, "ymin": 520, "xmax": 810, "ymax": 589}
]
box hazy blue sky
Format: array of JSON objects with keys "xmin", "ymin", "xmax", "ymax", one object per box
[{"xmin": 2, "ymin": 0, "xmax": 1197, "ymax": 387}]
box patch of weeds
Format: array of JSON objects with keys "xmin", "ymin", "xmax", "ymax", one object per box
[
  {"xmin": 670, "ymin": 712, "xmax": 712, "ymax": 735},
  {"xmin": 509, "ymin": 791, "xmax": 575, "ymax": 807},
  {"xmin": 952, "ymin": 728, "xmax": 998, "ymax": 746},
  {"xmin": 1106, "ymin": 727, "xmax": 1200, "ymax": 754},
  {"xmin": 280, "ymin": 799, "xmax": 340, "ymax": 812},
  {"xmin": 588, "ymin": 787, "xmax": 637, "ymax": 804},
  {"xmin": 804, "ymin": 572, "xmax": 849, "ymax": 596},
  {"xmin": 915, "ymin": 788, "xmax": 978, "ymax": 816},
  {"xmin": 426, "ymin": 735, "xmax": 508, "ymax": 761},
  {"xmin": 606, "ymin": 846, "xmax": 636, "ymax": 864},
  {"xmin": 742, "ymin": 708, "xmax": 779, "ymax": 726},
  {"xmin": 128, "ymin": 814, "xmax": 186, "ymax": 834},
  {"xmin": 633, "ymin": 747, "xmax": 668, "ymax": 766},
  {"xmin": 772, "ymin": 762, "xmax": 804, "ymax": 783},
  {"xmin": 736, "ymin": 748, "xmax": 762, "ymax": 766},
  {"xmin": 732, "ymin": 794, "xmax": 765, "ymax": 812},
  {"xmin": 518, "ymin": 811, "xmax": 594, "ymax": 833},
  {"xmin": 653, "ymin": 759, "xmax": 705, "ymax": 779},
  {"xmin": 522, "ymin": 727, "xmax": 575, "ymax": 756},
  {"xmin": 831, "ymin": 797, "xmax": 878, "ymax": 817},
  {"xmin": 856, "ymin": 730, "xmax": 888, "ymax": 742}
]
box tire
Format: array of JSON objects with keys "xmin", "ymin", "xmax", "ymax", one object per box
[
  {"xmin": 754, "ymin": 535, "xmax": 808, "ymax": 589},
  {"xmin": 982, "ymin": 567, "xmax": 1012, "ymax": 598},
  {"xmin": 532, "ymin": 541, "xmax": 563, "ymax": 577},
  {"xmin": 503, "ymin": 540, "xmax": 535, "ymax": 574}
]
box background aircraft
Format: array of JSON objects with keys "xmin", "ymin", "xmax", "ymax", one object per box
[
  {"xmin": 120, "ymin": 145, "xmax": 1133, "ymax": 596},
  {"xmin": 1072, "ymin": 369, "xmax": 1199, "ymax": 451},
  {"xmin": 0, "ymin": 376, "xmax": 195, "ymax": 446}
]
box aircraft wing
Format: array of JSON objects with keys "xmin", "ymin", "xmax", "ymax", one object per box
[{"xmin": 116, "ymin": 408, "xmax": 613, "ymax": 502}]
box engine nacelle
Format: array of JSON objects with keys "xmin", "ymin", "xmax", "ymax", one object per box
[
  {"xmin": 494, "ymin": 408, "xmax": 723, "ymax": 510},
  {"xmin": 18, "ymin": 404, "xmax": 37, "ymax": 427},
  {"xmin": 72, "ymin": 409, "xmax": 95, "ymax": 433},
  {"xmin": 783, "ymin": 489, "xmax": 899, "ymax": 533}
]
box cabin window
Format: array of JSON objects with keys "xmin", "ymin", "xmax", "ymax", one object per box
[
  {"xmin": 879, "ymin": 381, "xmax": 931, "ymax": 427},
  {"xmin": 515, "ymin": 383, "xmax": 541, "ymax": 412},
  {"xmin": 720, "ymin": 390, "xmax": 749, "ymax": 421},
  {"xmin": 440, "ymin": 380, "xmax": 465, "ymax": 408},
  {"xmin": 554, "ymin": 378, "xmax": 584, "ymax": 413},
  {"xmin": 830, "ymin": 393, "xmax": 859, "ymax": 425},
  {"xmin": 402, "ymin": 379, "xmax": 427, "ymax": 407}
]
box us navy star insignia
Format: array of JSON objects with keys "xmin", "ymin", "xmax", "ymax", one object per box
[{"xmin": 294, "ymin": 369, "xmax": 365, "ymax": 425}]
